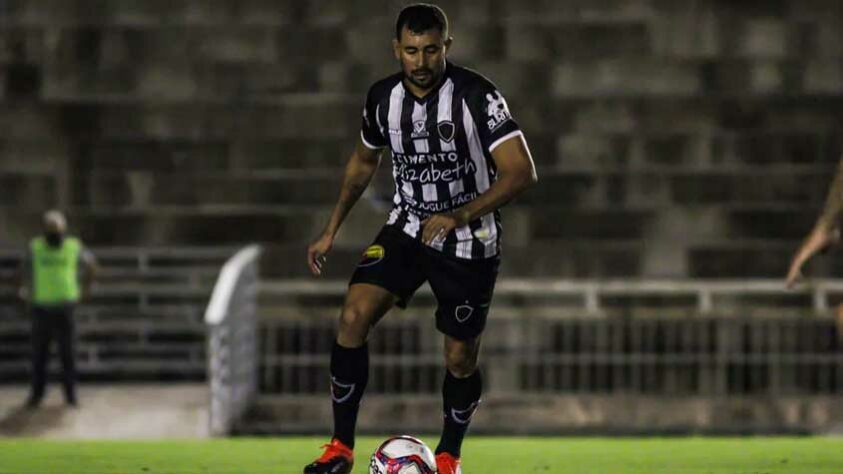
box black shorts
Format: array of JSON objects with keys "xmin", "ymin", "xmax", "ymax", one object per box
[{"xmin": 349, "ymin": 226, "xmax": 500, "ymax": 340}]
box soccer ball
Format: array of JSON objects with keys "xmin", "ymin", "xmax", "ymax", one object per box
[{"xmin": 369, "ymin": 435, "xmax": 437, "ymax": 474}]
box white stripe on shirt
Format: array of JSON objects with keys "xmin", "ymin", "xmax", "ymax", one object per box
[
  {"xmin": 462, "ymin": 100, "xmax": 498, "ymax": 257},
  {"xmin": 388, "ymin": 84, "xmax": 405, "ymax": 153}
]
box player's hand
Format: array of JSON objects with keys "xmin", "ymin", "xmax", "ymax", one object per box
[
  {"xmin": 785, "ymin": 262, "xmax": 804, "ymax": 289},
  {"xmin": 786, "ymin": 226, "xmax": 840, "ymax": 289},
  {"xmin": 421, "ymin": 210, "xmax": 469, "ymax": 246},
  {"xmin": 307, "ymin": 232, "xmax": 334, "ymax": 276}
]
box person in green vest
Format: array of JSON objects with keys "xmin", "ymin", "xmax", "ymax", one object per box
[{"xmin": 16, "ymin": 210, "xmax": 98, "ymax": 408}]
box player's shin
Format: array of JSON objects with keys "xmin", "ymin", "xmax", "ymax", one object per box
[
  {"xmin": 436, "ymin": 368, "xmax": 482, "ymax": 457},
  {"xmin": 330, "ymin": 341, "xmax": 369, "ymax": 448}
]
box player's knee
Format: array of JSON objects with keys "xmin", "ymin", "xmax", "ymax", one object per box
[
  {"xmin": 338, "ymin": 304, "xmax": 371, "ymax": 338},
  {"xmin": 444, "ymin": 348, "xmax": 477, "ymax": 378}
]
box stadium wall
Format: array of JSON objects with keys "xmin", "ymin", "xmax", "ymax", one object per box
[{"xmin": 0, "ymin": 0, "xmax": 841, "ymax": 279}]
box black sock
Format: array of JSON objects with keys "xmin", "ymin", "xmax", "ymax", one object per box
[
  {"xmin": 436, "ymin": 369, "xmax": 482, "ymax": 457},
  {"xmin": 330, "ymin": 341, "xmax": 369, "ymax": 449}
]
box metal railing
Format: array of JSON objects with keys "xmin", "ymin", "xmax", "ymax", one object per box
[
  {"xmin": 0, "ymin": 247, "xmax": 233, "ymax": 380},
  {"xmin": 205, "ymin": 245, "xmax": 262, "ymax": 436},
  {"xmin": 258, "ymin": 278, "xmax": 843, "ymax": 397}
]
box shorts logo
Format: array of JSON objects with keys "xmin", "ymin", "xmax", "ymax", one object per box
[
  {"xmin": 437, "ymin": 121, "xmax": 455, "ymax": 143},
  {"xmin": 455, "ymin": 304, "xmax": 474, "ymax": 323},
  {"xmin": 358, "ymin": 244, "xmax": 385, "ymax": 267},
  {"xmin": 411, "ymin": 120, "xmax": 429, "ymax": 139}
]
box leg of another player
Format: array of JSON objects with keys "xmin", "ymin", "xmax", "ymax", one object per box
[
  {"xmin": 436, "ymin": 334, "xmax": 483, "ymax": 466},
  {"xmin": 331, "ymin": 283, "xmax": 397, "ymax": 448}
]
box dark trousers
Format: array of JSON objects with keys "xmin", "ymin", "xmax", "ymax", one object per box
[{"xmin": 29, "ymin": 305, "xmax": 77, "ymax": 404}]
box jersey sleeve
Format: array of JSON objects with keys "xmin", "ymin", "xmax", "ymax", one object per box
[
  {"xmin": 360, "ymin": 87, "xmax": 387, "ymax": 150},
  {"xmin": 465, "ymin": 81, "xmax": 522, "ymax": 153}
]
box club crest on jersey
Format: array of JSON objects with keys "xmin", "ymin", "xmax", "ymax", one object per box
[
  {"xmin": 437, "ymin": 121, "xmax": 455, "ymax": 143},
  {"xmin": 411, "ymin": 120, "xmax": 429, "ymax": 139},
  {"xmin": 486, "ymin": 91, "xmax": 512, "ymax": 132},
  {"xmin": 358, "ymin": 244, "xmax": 385, "ymax": 267}
]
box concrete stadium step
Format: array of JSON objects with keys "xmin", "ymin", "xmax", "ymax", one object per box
[
  {"xmin": 0, "ymin": 173, "xmax": 57, "ymax": 209},
  {"xmin": 87, "ymin": 99, "xmax": 359, "ymax": 139},
  {"xmin": 688, "ymin": 242, "xmax": 838, "ymax": 278},
  {"xmin": 0, "ymin": 207, "xmax": 325, "ymax": 245},
  {"xmin": 0, "ymin": 384, "xmax": 208, "ymax": 439},
  {"xmin": 259, "ymin": 238, "xmax": 646, "ymax": 279},
  {"xmin": 0, "ymin": 105, "xmax": 59, "ymax": 139},
  {"xmin": 1, "ymin": 1, "xmax": 294, "ymax": 27},
  {"xmin": 74, "ymin": 172, "xmax": 341, "ymax": 207},
  {"xmin": 0, "ymin": 141, "xmax": 67, "ymax": 172},
  {"xmin": 76, "ymin": 138, "xmax": 350, "ymax": 171},
  {"xmin": 531, "ymin": 209, "xmax": 654, "ymax": 239},
  {"xmin": 726, "ymin": 208, "xmax": 815, "ymax": 240},
  {"xmin": 240, "ymin": 393, "xmax": 843, "ymax": 436}
]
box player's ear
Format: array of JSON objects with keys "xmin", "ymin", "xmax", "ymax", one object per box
[
  {"xmin": 444, "ymin": 36, "xmax": 453, "ymax": 53},
  {"xmin": 392, "ymin": 38, "xmax": 401, "ymax": 60}
]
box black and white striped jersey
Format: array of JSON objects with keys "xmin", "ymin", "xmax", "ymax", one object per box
[{"xmin": 360, "ymin": 61, "xmax": 523, "ymax": 260}]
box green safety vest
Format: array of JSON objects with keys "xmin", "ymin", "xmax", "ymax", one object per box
[{"xmin": 30, "ymin": 236, "xmax": 82, "ymax": 305}]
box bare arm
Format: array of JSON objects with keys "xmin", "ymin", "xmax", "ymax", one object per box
[
  {"xmin": 421, "ymin": 134, "xmax": 538, "ymax": 244},
  {"xmin": 307, "ymin": 138, "xmax": 383, "ymax": 275},
  {"xmin": 815, "ymin": 159, "xmax": 843, "ymax": 230},
  {"xmin": 786, "ymin": 158, "xmax": 843, "ymax": 288}
]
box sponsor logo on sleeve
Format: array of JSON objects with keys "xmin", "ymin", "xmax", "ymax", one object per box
[{"xmin": 485, "ymin": 91, "xmax": 512, "ymax": 132}]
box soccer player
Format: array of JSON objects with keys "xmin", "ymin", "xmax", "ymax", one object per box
[
  {"xmin": 303, "ymin": 4, "xmax": 537, "ymax": 474},
  {"xmin": 786, "ymin": 158, "xmax": 843, "ymax": 334},
  {"xmin": 786, "ymin": 159, "xmax": 843, "ymax": 288}
]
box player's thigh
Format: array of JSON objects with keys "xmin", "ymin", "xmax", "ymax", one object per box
[
  {"xmin": 341, "ymin": 283, "xmax": 398, "ymax": 331},
  {"xmin": 349, "ymin": 226, "xmax": 427, "ymax": 310},
  {"xmin": 426, "ymin": 252, "xmax": 500, "ymax": 341}
]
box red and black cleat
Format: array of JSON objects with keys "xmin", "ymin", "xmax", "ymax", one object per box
[{"xmin": 303, "ymin": 438, "xmax": 354, "ymax": 474}]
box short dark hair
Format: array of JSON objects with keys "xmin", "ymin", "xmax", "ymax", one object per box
[{"xmin": 395, "ymin": 3, "xmax": 449, "ymax": 40}]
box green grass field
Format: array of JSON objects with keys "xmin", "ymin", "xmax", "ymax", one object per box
[{"xmin": 0, "ymin": 437, "xmax": 841, "ymax": 473}]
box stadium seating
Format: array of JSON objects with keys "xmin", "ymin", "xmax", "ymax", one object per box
[{"xmin": 1, "ymin": 0, "xmax": 842, "ymax": 280}]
